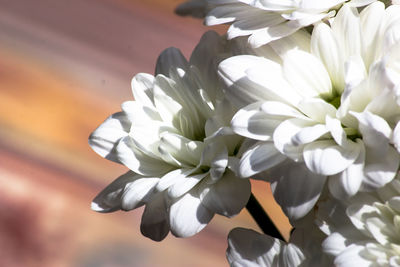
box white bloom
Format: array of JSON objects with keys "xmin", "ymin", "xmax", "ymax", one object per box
[
  {"xmin": 227, "ymin": 219, "xmax": 331, "ymax": 266},
  {"xmin": 89, "ymin": 31, "xmax": 251, "ymax": 241},
  {"xmin": 320, "ymin": 176, "xmax": 400, "ymax": 267},
  {"xmin": 204, "ymin": 0, "xmax": 376, "ymax": 47},
  {"xmin": 219, "ymin": 2, "xmax": 400, "ymax": 220}
]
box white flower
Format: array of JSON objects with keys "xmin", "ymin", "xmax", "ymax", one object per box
[
  {"xmin": 89, "ymin": 31, "xmax": 251, "ymax": 241},
  {"xmin": 204, "ymin": 0, "xmax": 375, "ymax": 47},
  {"xmin": 227, "ymin": 220, "xmax": 331, "ymax": 266},
  {"xmin": 319, "ymin": 176, "xmax": 400, "ymax": 267},
  {"xmin": 219, "ymin": 2, "xmax": 400, "ymax": 220}
]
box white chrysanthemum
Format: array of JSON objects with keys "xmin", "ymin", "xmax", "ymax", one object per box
[
  {"xmin": 204, "ymin": 0, "xmax": 376, "ymax": 47},
  {"xmin": 227, "ymin": 220, "xmax": 331, "ymax": 266},
  {"xmin": 319, "ymin": 176, "xmax": 400, "ymax": 267},
  {"xmin": 219, "ymin": 2, "xmax": 400, "ymax": 220},
  {"xmin": 89, "ymin": 31, "xmax": 251, "ymax": 241}
]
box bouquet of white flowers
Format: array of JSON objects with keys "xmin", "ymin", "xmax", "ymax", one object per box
[{"xmin": 89, "ymin": 0, "xmax": 400, "ymax": 265}]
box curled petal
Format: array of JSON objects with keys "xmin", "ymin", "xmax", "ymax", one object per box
[
  {"xmin": 328, "ymin": 139, "xmax": 365, "ymax": 199},
  {"xmin": 303, "ymin": 140, "xmax": 361, "ymax": 176},
  {"xmin": 273, "ymin": 118, "xmax": 323, "ymax": 161},
  {"xmin": 351, "ymin": 111, "xmax": 391, "ymax": 156},
  {"xmin": 89, "ymin": 112, "xmax": 130, "ymax": 163}
]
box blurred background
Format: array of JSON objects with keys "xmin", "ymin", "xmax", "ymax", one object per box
[{"xmin": 0, "ymin": 0, "xmax": 291, "ymax": 266}]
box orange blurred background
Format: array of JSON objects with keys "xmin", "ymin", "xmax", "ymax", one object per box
[{"xmin": 0, "ymin": 0, "xmax": 290, "ymax": 266}]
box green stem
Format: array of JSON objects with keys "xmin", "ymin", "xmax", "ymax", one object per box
[{"xmin": 246, "ymin": 193, "xmax": 284, "ymax": 241}]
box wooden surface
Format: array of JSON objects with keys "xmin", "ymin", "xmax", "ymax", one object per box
[{"xmin": 0, "ymin": 0, "xmax": 291, "ymax": 266}]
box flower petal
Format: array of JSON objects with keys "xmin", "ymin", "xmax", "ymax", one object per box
[
  {"xmin": 311, "ymin": 22, "xmax": 344, "ymax": 91},
  {"xmin": 89, "ymin": 112, "xmax": 130, "ymax": 163},
  {"xmin": 283, "ymin": 49, "xmax": 333, "ymax": 98},
  {"xmin": 351, "ymin": 111, "xmax": 391, "ymax": 156},
  {"xmin": 269, "ymin": 160, "xmax": 326, "ymax": 220},
  {"xmin": 239, "ymin": 141, "xmax": 287, "ymax": 178},
  {"xmin": 328, "ymin": 139, "xmax": 365, "ymax": 199},
  {"xmin": 198, "ymin": 170, "xmax": 251, "ymax": 217},
  {"xmin": 155, "ymin": 47, "xmax": 189, "ymax": 77},
  {"xmin": 273, "ymin": 118, "xmax": 323, "ymax": 161},
  {"xmin": 117, "ymin": 136, "xmax": 174, "ymax": 176},
  {"xmin": 303, "ymin": 139, "xmax": 361, "ymax": 176},
  {"xmin": 218, "ymin": 55, "xmax": 301, "ymax": 108},
  {"xmin": 169, "ymin": 192, "xmax": 214, "ymax": 237},
  {"xmin": 121, "ymin": 177, "xmax": 160, "ymax": 211},
  {"xmin": 227, "ymin": 227, "xmax": 284, "ymax": 267},
  {"xmin": 362, "ymin": 145, "xmax": 400, "ymax": 190},
  {"xmin": 131, "ymin": 73, "xmax": 156, "ymax": 108},
  {"xmin": 140, "ymin": 192, "xmax": 170, "ymax": 241},
  {"xmin": 332, "ymin": 4, "xmax": 361, "ymax": 60},
  {"xmin": 158, "ymin": 132, "xmax": 204, "ymax": 167},
  {"xmin": 231, "ymin": 102, "xmax": 281, "ymax": 141},
  {"xmin": 91, "ymin": 171, "xmax": 138, "ymax": 213},
  {"xmin": 167, "ymin": 172, "xmax": 208, "ymax": 199},
  {"xmin": 296, "ymin": 98, "xmax": 337, "ymax": 124}
]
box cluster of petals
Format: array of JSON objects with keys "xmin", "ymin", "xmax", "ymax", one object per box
[
  {"xmin": 89, "ymin": 31, "xmax": 250, "ymax": 241},
  {"xmin": 219, "ymin": 2, "xmax": 400, "ymax": 221},
  {"xmin": 227, "ymin": 213, "xmax": 331, "ymax": 266},
  {"xmin": 204, "ymin": 0, "xmax": 376, "ymax": 47},
  {"xmin": 318, "ymin": 176, "xmax": 400, "ymax": 266}
]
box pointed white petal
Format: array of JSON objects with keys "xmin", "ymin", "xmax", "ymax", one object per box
[
  {"xmin": 311, "ymin": 22, "xmax": 344, "ymax": 90},
  {"xmin": 155, "ymin": 47, "xmax": 189, "ymax": 76},
  {"xmin": 359, "ymin": 1, "xmax": 385, "ymax": 68},
  {"xmin": 332, "ymin": 4, "xmax": 361, "ymax": 60}
]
